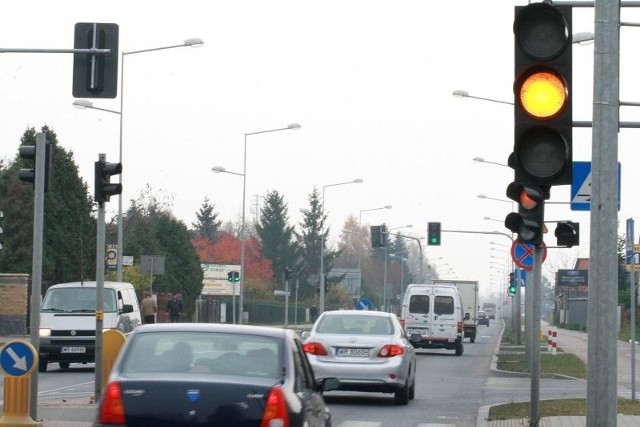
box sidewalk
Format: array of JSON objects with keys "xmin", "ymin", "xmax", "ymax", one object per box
[{"xmin": 478, "ymin": 323, "xmax": 640, "ymax": 427}]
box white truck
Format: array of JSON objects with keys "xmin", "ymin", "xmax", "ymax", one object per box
[{"xmin": 432, "ymin": 280, "xmax": 479, "ymax": 343}]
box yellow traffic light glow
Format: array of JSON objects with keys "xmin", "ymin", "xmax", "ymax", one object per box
[{"xmin": 518, "ymin": 70, "xmax": 567, "ymax": 119}]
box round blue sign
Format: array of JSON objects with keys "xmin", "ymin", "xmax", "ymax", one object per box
[{"xmin": 0, "ymin": 340, "xmax": 37, "ymax": 377}]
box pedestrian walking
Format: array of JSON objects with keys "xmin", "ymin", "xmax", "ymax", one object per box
[
  {"xmin": 166, "ymin": 292, "xmax": 183, "ymax": 323},
  {"xmin": 141, "ymin": 291, "xmax": 157, "ymax": 324}
]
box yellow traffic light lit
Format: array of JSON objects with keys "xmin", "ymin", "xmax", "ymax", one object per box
[{"xmin": 518, "ymin": 70, "xmax": 567, "ymax": 119}]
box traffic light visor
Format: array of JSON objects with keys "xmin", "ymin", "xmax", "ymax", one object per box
[{"xmin": 518, "ymin": 70, "xmax": 567, "ymax": 119}]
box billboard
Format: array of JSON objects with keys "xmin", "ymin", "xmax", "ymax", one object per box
[
  {"xmin": 201, "ymin": 263, "xmax": 241, "ymax": 296},
  {"xmin": 557, "ymin": 269, "xmax": 588, "ymax": 287}
]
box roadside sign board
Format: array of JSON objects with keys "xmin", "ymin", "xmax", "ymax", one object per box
[
  {"xmin": 557, "ymin": 269, "xmax": 589, "ymax": 286},
  {"xmin": 511, "ymin": 241, "xmax": 547, "ymax": 271},
  {"xmin": 0, "ymin": 340, "xmax": 37, "ymax": 377},
  {"xmin": 571, "ymin": 161, "xmax": 621, "ymax": 211}
]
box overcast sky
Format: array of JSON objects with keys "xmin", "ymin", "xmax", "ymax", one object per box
[{"xmin": 2, "ymin": 1, "xmax": 638, "ymax": 299}]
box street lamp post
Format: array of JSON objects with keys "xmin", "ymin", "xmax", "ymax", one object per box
[
  {"xmin": 74, "ymin": 37, "xmax": 204, "ymax": 283},
  {"xmin": 213, "ymin": 123, "xmax": 301, "ymax": 324},
  {"xmin": 320, "ymin": 179, "xmax": 363, "ymax": 314}
]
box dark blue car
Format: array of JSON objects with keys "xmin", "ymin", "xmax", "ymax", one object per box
[{"xmin": 94, "ymin": 323, "xmax": 338, "ymax": 427}]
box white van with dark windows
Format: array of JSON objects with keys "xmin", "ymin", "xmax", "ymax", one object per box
[
  {"xmin": 39, "ymin": 281, "xmax": 141, "ymax": 372},
  {"xmin": 400, "ymin": 283, "xmax": 464, "ymax": 356}
]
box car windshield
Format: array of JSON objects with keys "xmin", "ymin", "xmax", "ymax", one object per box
[
  {"xmin": 121, "ymin": 331, "xmax": 282, "ymax": 379},
  {"xmin": 316, "ymin": 314, "xmax": 393, "ymax": 335},
  {"xmin": 41, "ymin": 287, "xmax": 117, "ymax": 313}
]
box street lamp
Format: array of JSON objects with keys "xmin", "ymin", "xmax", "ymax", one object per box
[
  {"xmin": 473, "ymin": 157, "xmax": 508, "ymax": 168},
  {"xmin": 75, "ymin": 37, "xmax": 204, "ymax": 283},
  {"xmin": 477, "ymin": 194, "xmax": 511, "ymax": 204},
  {"xmin": 483, "ymin": 216, "xmax": 503, "ymax": 223},
  {"xmin": 213, "ymin": 123, "xmax": 301, "ymax": 324},
  {"xmin": 452, "ymin": 90, "xmax": 513, "ymax": 105},
  {"xmin": 358, "ymin": 205, "xmax": 392, "ymax": 297},
  {"xmin": 320, "ymin": 178, "xmax": 363, "ymax": 313}
]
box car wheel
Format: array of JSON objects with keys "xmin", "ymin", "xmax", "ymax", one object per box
[
  {"xmin": 394, "ymin": 381, "xmax": 410, "ymax": 405},
  {"xmin": 38, "ymin": 360, "xmax": 48, "ymax": 372},
  {"xmin": 455, "ymin": 342, "xmax": 464, "ymax": 356},
  {"xmin": 59, "ymin": 361, "xmax": 70, "ymax": 370}
]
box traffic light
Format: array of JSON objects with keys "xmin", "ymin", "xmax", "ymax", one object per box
[
  {"xmin": 370, "ymin": 225, "xmax": 388, "ymax": 248},
  {"xmin": 228, "ymin": 272, "xmax": 233, "ymax": 282},
  {"xmin": 505, "ymin": 183, "xmax": 546, "ymax": 245},
  {"xmin": 555, "ymin": 221, "xmax": 579, "ymax": 247},
  {"xmin": 18, "ymin": 142, "xmax": 52, "ymax": 191},
  {"xmin": 508, "ymin": 273, "xmax": 517, "ymax": 296},
  {"xmin": 511, "ymin": 3, "xmax": 572, "ymax": 187},
  {"xmin": 94, "ymin": 160, "xmax": 122, "ymax": 205},
  {"xmin": 233, "ymin": 271, "xmax": 240, "ymax": 282},
  {"xmin": 73, "ymin": 23, "xmax": 119, "ymax": 98},
  {"xmin": 284, "ymin": 268, "xmax": 292, "ymax": 281},
  {"xmin": 427, "ymin": 222, "xmax": 441, "ymax": 246}
]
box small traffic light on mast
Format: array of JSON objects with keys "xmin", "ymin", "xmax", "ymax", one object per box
[
  {"xmin": 511, "ymin": 3, "xmax": 573, "ymax": 187},
  {"xmin": 555, "ymin": 221, "xmax": 579, "ymax": 247},
  {"xmin": 94, "ymin": 159, "xmax": 122, "ymax": 205},
  {"xmin": 370, "ymin": 225, "xmax": 388, "ymax": 248},
  {"xmin": 505, "ymin": 183, "xmax": 546, "ymax": 245},
  {"xmin": 427, "ymin": 222, "xmax": 441, "ymax": 246},
  {"xmin": 18, "ymin": 142, "xmax": 52, "ymax": 192}
]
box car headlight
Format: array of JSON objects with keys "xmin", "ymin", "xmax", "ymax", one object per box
[{"xmin": 39, "ymin": 328, "xmax": 51, "ymax": 337}]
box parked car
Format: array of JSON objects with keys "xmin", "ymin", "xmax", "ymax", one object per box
[
  {"xmin": 94, "ymin": 323, "xmax": 338, "ymax": 427},
  {"xmin": 478, "ymin": 310, "xmax": 490, "ymax": 327},
  {"xmin": 303, "ymin": 310, "xmax": 416, "ymax": 405}
]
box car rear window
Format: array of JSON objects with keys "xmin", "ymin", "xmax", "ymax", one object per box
[
  {"xmin": 434, "ymin": 296, "xmax": 454, "ymax": 315},
  {"xmin": 409, "ymin": 295, "xmax": 429, "ymax": 314},
  {"xmin": 316, "ymin": 315, "xmax": 393, "ymax": 335},
  {"xmin": 121, "ymin": 331, "xmax": 281, "ymax": 378}
]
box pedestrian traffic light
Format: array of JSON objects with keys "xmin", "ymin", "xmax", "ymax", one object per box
[
  {"xmin": 284, "ymin": 268, "xmax": 292, "ymax": 281},
  {"xmin": 18, "ymin": 142, "xmax": 52, "ymax": 191},
  {"xmin": 505, "ymin": 183, "xmax": 546, "ymax": 245},
  {"xmin": 427, "ymin": 222, "xmax": 441, "ymax": 246},
  {"xmin": 370, "ymin": 225, "xmax": 388, "ymax": 248},
  {"xmin": 73, "ymin": 23, "xmax": 119, "ymax": 98},
  {"xmin": 555, "ymin": 221, "xmax": 579, "ymax": 247},
  {"xmin": 233, "ymin": 271, "xmax": 240, "ymax": 282},
  {"xmin": 94, "ymin": 159, "xmax": 122, "ymax": 205},
  {"xmin": 511, "ymin": 3, "xmax": 573, "ymax": 187}
]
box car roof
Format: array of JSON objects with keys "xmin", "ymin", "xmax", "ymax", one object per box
[
  {"xmin": 131, "ymin": 322, "xmax": 293, "ymax": 339},
  {"xmin": 47, "ymin": 281, "xmax": 134, "ymax": 289},
  {"xmin": 320, "ymin": 310, "xmax": 395, "ymax": 318}
]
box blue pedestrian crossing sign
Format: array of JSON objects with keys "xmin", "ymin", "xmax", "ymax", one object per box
[
  {"xmin": 355, "ymin": 297, "xmax": 374, "ymax": 310},
  {"xmin": 571, "ymin": 161, "xmax": 621, "ymax": 211},
  {"xmin": 0, "ymin": 340, "xmax": 37, "ymax": 377}
]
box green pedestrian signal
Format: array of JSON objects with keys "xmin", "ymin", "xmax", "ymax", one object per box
[{"xmin": 427, "ymin": 222, "xmax": 441, "ymax": 246}]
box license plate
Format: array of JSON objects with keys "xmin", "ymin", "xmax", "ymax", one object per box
[
  {"xmin": 408, "ymin": 329, "xmax": 427, "ymax": 335},
  {"xmin": 336, "ymin": 347, "xmax": 369, "ymax": 357},
  {"xmin": 61, "ymin": 346, "xmax": 86, "ymax": 353}
]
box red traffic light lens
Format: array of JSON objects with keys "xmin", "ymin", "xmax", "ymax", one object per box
[{"xmin": 519, "ymin": 191, "xmax": 538, "ymax": 210}]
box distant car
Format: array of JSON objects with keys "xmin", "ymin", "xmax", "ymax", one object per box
[
  {"xmin": 303, "ymin": 310, "xmax": 417, "ymax": 405},
  {"xmin": 94, "ymin": 323, "xmax": 338, "ymax": 427},
  {"xmin": 478, "ymin": 311, "xmax": 490, "ymax": 327}
]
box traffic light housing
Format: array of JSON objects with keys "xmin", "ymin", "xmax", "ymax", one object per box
[
  {"xmin": 427, "ymin": 222, "xmax": 441, "ymax": 246},
  {"xmin": 555, "ymin": 221, "xmax": 579, "ymax": 247},
  {"xmin": 233, "ymin": 271, "xmax": 240, "ymax": 282},
  {"xmin": 505, "ymin": 183, "xmax": 546, "ymax": 245},
  {"xmin": 511, "ymin": 3, "xmax": 572, "ymax": 187},
  {"xmin": 370, "ymin": 225, "xmax": 388, "ymax": 248},
  {"xmin": 227, "ymin": 272, "xmax": 233, "ymax": 282},
  {"xmin": 508, "ymin": 273, "xmax": 517, "ymax": 296},
  {"xmin": 18, "ymin": 143, "xmax": 52, "ymax": 191},
  {"xmin": 73, "ymin": 23, "xmax": 119, "ymax": 98},
  {"xmin": 94, "ymin": 160, "xmax": 122, "ymax": 205}
]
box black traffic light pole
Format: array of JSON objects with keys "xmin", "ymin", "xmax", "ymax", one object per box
[{"xmin": 94, "ymin": 153, "xmax": 107, "ymax": 402}]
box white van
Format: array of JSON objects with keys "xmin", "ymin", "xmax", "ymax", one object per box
[
  {"xmin": 39, "ymin": 281, "xmax": 142, "ymax": 372},
  {"xmin": 400, "ymin": 283, "xmax": 464, "ymax": 356}
]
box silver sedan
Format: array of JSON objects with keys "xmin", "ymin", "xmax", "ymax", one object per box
[{"xmin": 303, "ymin": 310, "xmax": 417, "ymax": 405}]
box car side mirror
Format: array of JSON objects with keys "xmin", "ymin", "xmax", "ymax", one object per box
[
  {"xmin": 321, "ymin": 377, "xmax": 340, "ymax": 392},
  {"xmin": 121, "ymin": 304, "xmax": 134, "ymax": 314},
  {"xmin": 300, "ymin": 330, "xmax": 310, "ymax": 340}
]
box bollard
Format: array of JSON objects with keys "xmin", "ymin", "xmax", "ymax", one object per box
[
  {"xmin": 552, "ymin": 328, "xmax": 557, "ymax": 355},
  {"xmin": 548, "ymin": 328, "xmax": 553, "ymax": 352},
  {"xmin": 102, "ymin": 329, "xmax": 127, "ymax": 391},
  {"xmin": 0, "ymin": 340, "xmax": 42, "ymax": 427}
]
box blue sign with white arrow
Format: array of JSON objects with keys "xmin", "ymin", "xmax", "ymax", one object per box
[
  {"xmin": 0, "ymin": 340, "xmax": 37, "ymax": 377},
  {"xmin": 355, "ymin": 297, "xmax": 374, "ymax": 310}
]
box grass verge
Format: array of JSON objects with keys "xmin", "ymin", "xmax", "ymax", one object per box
[{"xmin": 489, "ymin": 398, "xmax": 640, "ymax": 420}]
